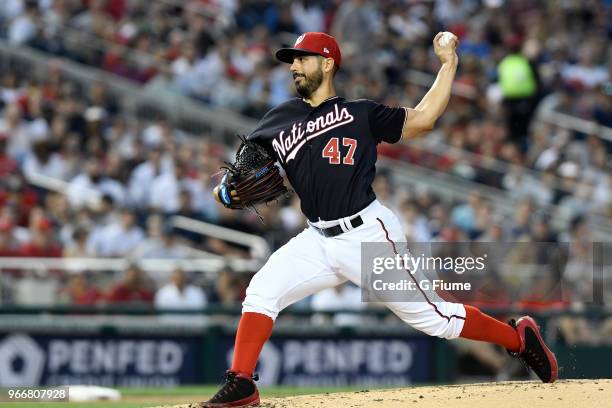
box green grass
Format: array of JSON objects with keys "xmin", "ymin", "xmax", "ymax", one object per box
[
  {"xmin": 119, "ymin": 385, "xmax": 364, "ymax": 397},
  {"xmin": 0, "ymin": 385, "xmax": 367, "ymax": 408},
  {"xmin": 0, "ymin": 404, "xmax": 148, "ymax": 408},
  {"xmin": 1, "ymin": 404, "xmax": 148, "ymax": 408}
]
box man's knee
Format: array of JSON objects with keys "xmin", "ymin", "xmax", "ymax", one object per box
[
  {"xmin": 425, "ymin": 316, "xmax": 465, "ymax": 339},
  {"xmin": 428, "ymin": 303, "xmax": 466, "ymax": 339},
  {"xmin": 242, "ymin": 292, "xmax": 280, "ymax": 321}
]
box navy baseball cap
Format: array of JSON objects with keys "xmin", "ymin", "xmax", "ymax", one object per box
[{"xmin": 276, "ymin": 32, "xmax": 342, "ymax": 69}]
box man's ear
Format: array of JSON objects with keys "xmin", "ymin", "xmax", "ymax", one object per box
[{"xmin": 323, "ymin": 57, "xmax": 335, "ymax": 74}]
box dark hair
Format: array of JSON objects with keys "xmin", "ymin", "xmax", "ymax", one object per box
[
  {"xmin": 72, "ymin": 227, "xmax": 89, "ymax": 241},
  {"xmin": 570, "ymin": 215, "xmax": 586, "ymax": 233}
]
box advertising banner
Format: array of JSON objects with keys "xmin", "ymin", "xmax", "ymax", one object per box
[
  {"xmin": 0, "ymin": 333, "xmax": 203, "ymax": 386},
  {"xmin": 217, "ymin": 335, "xmax": 434, "ymax": 386}
]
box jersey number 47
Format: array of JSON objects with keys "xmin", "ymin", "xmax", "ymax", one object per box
[{"xmin": 322, "ymin": 137, "xmax": 357, "ymax": 165}]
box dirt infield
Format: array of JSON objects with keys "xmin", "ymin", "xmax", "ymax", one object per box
[{"xmin": 162, "ymin": 380, "xmax": 612, "ymax": 408}]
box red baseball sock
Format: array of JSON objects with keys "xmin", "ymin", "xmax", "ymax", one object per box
[
  {"xmin": 231, "ymin": 312, "xmax": 274, "ymax": 375},
  {"xmin": 460, "ymin": 305, "xmax": 521, "ymax": 352}
]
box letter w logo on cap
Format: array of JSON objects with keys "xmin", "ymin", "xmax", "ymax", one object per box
[{"xmin": 295, "ymin": 34, "xmax": 305, "ymax": 46}]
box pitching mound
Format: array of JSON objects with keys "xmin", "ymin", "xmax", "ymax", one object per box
[{"xmin": 160, "ymin": 380, "xmax": 611, "ymax": 408}]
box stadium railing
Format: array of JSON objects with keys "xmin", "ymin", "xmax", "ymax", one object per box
[
  {"xmin": 22, "ymin": 158, "xmax": 270, "ymax": 260},
  {"xmin": 0, "ymin": 257, "xmax": 260, "ymax": 275},
  {"xmin": 170, "ymin": 216, "xmax": 270, "ymax": 259},
  {"xmin": 536, "ymin": 93, "xmax": 612, "ymax": 143}
]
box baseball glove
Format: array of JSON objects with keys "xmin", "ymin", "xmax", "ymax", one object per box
[{"xmin": 213, "ymin": 137, "xmax": 289, "ymax": 210}]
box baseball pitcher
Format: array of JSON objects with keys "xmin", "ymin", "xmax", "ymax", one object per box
[{"xmin": 205, "ymin": 32, "xmax": 558, "ymax": 407}]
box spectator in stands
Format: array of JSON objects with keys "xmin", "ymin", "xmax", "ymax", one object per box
[
  {"xmin": 561, "ymin": 44, "xmax": 609, "ymax": 90},
  {"xmin": 63, "ymin": 226, "xmax": 93, "ymax": 258},
  {"xmin": 508, "ymin": 199, "xmax": 533, "ymax": 239},
  {"xmin": 0, "ymin": 219, "xmax": 17, "ymax": 256},
  {"xmin": 0, "ymin": 133, "xmax": 18, "ymax": 177},
  {"xmin": 106, "ymin": 263, "xmax": 154, "ymax": 304},
  {"xmin": 22, "ymin": 140, "xmax": 69, "ymax": 181},
  {"xmin": 331, "ymin": 0, "xmax": 384, "ymax": 72},
  {"xmin": 529, "ymin": 215, "xmax": 557, "ymax": 245},
  {"xmin": 278, "ymin": 195, "xmax": 305, "ymax": 234},
  {"xmin": 87, "ymin": 208, "xmax": 144, "ymax": 257},
  {"xmin": 451, "ymin": 191, "xmax": 481, "ymax": 236},
  {"xmin": 127, "ymin": 146, "xmax": 172, "ymax": 208},
  {"xmin": 154, "ymin": 268, "xmax": 207, "ymax": 311},
  {"xmin": 291, "ymin": 0, "xmax": 325, "ymax": 34},
  {"xmin": 7, "ymin": 0, "xmax": 38, "ymax": 45},
  {"xmin": 0, "ymin": 103, "xmax": 31, "ymax": 162},
  {"xmin": 87, "ymin": 194, "xmax": 118, "ymax": 233},
  {"xmin": 18, "ymin": 216, "xmax": 62, "ymax": 257},
  {"xmin": 561, "ymin": 217, "xmax": 595, "ymax": 302},
  {"xmin": 209, "ymin": 269, "xmax": 245, "ymax": 306},
  {"xmin": 132, "ymin": 215, "xmax": 186, "ymax": 259},
  {"xmin": 149, "ymin": 163, "xmax": 189, "ymax": 214},
  {"xmin": 66, "ymin": 158, "xmax": 102, "ymax": 208},
  {"xmin": 398, "ymin": 199, "xmax": 431, "ymax": 242},
  {"xmin": 371, "ymin": 169, "xmax": 395, "ymax": 211},
  {"xmin": 172, "ymin": 189, "xmax": 200, "ymax": 220},
  {"xmin": 57, "ymin": 273, "xmax": 101, "ymax": 305},
  {"xmin": 0, "ymin": 202, "xmax": 30, "ymax": 244}
]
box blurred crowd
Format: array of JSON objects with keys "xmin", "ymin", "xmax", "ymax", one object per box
[
  {"xmin": 0, "ymin": 56, "xmax": 297, "ymax": 307},
  {"xmin": 0, "ymin": 0, "xmax": 608, "ymax": 315},
  {"xmin": 1, "ymin": 0, "xmax": 609, "ymax": 219},
  {"xmin": 2, "ymin": 1, "xmax": 611, "ymax": 116}
]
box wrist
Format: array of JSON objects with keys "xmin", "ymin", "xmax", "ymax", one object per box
[
  {"xmin": 440, "ymin": 58, "xmax": 458, "ymax": 73},
  {"xmin": 442, "ymin": 56, "xmax": 458, "ymax": 66}
]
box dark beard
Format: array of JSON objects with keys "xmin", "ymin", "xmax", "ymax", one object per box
[{"xmin": 295, "ymin": 68, "xmax": 323, "ymax": 98}]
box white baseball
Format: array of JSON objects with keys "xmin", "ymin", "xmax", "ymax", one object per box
[{"xmin": 438, "ymin": 32, "xmax": 455, "ymax": 48}]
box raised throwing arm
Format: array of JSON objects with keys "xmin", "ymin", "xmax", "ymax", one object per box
[{"xmin": 402, "ymin": 32, "xmax": 459, "ymax": 140}]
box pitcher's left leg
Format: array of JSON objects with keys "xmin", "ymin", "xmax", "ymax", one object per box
[{"xmin": 333, "ymin": 201, "xmax": 557, "ymax": 383}]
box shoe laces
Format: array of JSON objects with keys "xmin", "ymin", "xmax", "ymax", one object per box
[
  {"xmin": 213, "ymin": 371, "xmax": 258, "ymax": 400},
  {"xmin": 214, "ymin": 371, "xmax": 238, "ymax": 399}
]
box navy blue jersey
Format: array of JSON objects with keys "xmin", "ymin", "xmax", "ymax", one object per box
[{"xmin": 248, "ymin": 96, "xmax": 406, "ymax": 222}]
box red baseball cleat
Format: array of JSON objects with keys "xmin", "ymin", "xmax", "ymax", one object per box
[
  {"xmin": 509, "ymin": 316, "xmax": 558, "ymax": 383},
  {"xmin": 196, "ymin": 371, "xmax": 260, "ymax": 408}
]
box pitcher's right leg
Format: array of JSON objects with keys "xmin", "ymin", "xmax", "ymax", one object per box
[{"xmin": 201, "ymin": 227, "xmax": 344, "ymax": 407}]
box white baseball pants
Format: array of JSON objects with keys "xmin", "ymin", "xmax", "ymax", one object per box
[{"xmin": 242, "ymin": 200, "xmax": 466, "ymax": 339}]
